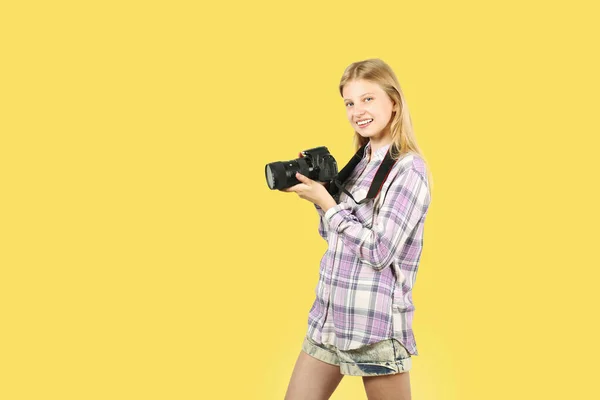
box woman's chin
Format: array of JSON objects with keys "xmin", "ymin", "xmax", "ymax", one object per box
[{"xmin": 357, "ymin": 131, "xmax": 378, "ymax": 138}]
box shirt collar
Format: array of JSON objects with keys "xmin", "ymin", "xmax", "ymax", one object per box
[{"xmin": 364, "ymin": 141, "xmax": 392, "ymax": 162}]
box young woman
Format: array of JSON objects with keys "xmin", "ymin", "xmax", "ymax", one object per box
[{"xmin": 281, "ymin": 58, "xmax": 432, "ymax": 400}]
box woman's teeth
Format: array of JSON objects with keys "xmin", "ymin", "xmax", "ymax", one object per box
[{"xmin": 357, "ymin": 119, "xmax": 373, "ymax": 127}]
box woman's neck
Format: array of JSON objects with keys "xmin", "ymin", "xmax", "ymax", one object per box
[{"xmin": 368, "ymin": 138, "xmax": 392, "ymax": 162}]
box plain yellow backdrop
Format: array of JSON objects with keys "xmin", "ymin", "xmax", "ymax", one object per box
[{"xmin": 1, "ymin": 1, "xmax": 599, "ymax": 399}]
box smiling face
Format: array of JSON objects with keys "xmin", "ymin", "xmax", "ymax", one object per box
[{"xmin": 342, "ymin": 79, "xmax": 397, "ymax": 142}]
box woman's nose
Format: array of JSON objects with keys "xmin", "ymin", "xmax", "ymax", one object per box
[{"xmin": 353, "ymin": 104, "xmax": 365, "ymax": 117}]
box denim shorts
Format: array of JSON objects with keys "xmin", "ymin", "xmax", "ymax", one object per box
[{"xmin": 301, "ymin": 335, "xmax": 412, "ymax": 376}]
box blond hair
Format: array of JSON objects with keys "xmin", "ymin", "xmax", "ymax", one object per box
[{"xmin": 339, "ymin": 58, "xmax": 433, "ymax": 197}]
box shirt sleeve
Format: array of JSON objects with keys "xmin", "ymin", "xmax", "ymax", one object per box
[
  {"xmin": 314, "ymin": 203, "xmax": 329, "ymax": 241},
  {"xmin": 323, "ymin": 168, "xmax": 430, "ymax": 271}
]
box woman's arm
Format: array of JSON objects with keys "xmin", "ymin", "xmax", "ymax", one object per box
[
  {"xmin": 315, "ymin": 181, "xmax": 335, "ymax": 241},
  {"xmin": 314, "ymin": 204, "xmax": 329, "ymax": 241},
  {"xmin": 323, "ymin": 167, "xmax": 430, "ymax": 270}
]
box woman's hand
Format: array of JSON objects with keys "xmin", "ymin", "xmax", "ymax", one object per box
[
  {"xmin": 280, "ymin": 152, "xmax": 337, "ymax": 211},
  {"xmin": 281, "ymin": 172, "xmax": 335, "ymax": 209}
]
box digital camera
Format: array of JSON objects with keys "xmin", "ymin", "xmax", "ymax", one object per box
[{"xmin": 265, "ymin": 146, "xmax": 338, "ymax": 190}]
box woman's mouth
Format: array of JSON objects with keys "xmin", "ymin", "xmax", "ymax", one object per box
[{"xmin": 357, "ymin": 118, "xmax": 373, "ymax": 128}]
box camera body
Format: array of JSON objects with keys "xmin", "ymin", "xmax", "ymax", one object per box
[{"xmin": 265, "ymin": 146, "xmax": 338, "ymax": 190}]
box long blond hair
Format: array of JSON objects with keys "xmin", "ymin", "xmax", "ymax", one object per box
[{"xmin": 339, "ymin": 58, "xmax": 433, "ymax": 197}]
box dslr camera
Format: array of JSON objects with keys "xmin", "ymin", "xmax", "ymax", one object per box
[{"xmin": 265, "ymin": 146, "xmax": 338, "ymax": 191}]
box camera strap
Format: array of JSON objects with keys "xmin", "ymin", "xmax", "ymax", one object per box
[{"xmin": 327, "ymin": 143, "xmax": 398, "ymax": 205}]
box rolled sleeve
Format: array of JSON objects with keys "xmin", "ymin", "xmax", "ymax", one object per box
[
  {"xmin": 324, "ymin": 202, "xmax": 357, "ymax": 231},
  {"xmin": 315, "ymin": 203, "xmax": 330, "ymax": 241}
]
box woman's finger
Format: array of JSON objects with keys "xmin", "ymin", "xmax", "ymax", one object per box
[
  {"xmin": 281, "ymin": 185, "xmax": 296, "ymax": 192},
  {"xmin": 295, "ymin": 172, "xmax": 310, "ymax": 183},
  {"xmin": 285, "ymin": 183, "xmax": 305, "ymax": 192}
]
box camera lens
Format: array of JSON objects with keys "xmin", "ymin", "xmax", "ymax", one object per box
[
  {"xmin": 264, "ymin": 161, "xmax": 290, "ymax": 190},
  {"xmin": 265, "ymin": 164, "xmax": 276, "ymax": 189}
]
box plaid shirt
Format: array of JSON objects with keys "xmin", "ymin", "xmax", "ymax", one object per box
[{"xmin": 306, "ymin": 142, "xmax": 431, "ymax": 355}]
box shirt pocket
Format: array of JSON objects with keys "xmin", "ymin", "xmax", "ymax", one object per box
[{"xmin": 350, "ymin": 186, "xmax": 375, "ymax": 228}]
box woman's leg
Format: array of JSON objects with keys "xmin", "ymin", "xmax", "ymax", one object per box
[
  {"xmin": 284, "ymin": 351, "xmax": 344, "ymax": 400},
  {"xmin": 362, "ymin": 371, "xmax": 411, "ymax": 400}
]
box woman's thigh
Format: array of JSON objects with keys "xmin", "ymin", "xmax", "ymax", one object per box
[
  {"xmin": 284, "ymin": 351, "xmax": 344, "ymax": 400},
  {"xmin": 362, "ymin": 371, "xmax": 411, "ymax": 400}
]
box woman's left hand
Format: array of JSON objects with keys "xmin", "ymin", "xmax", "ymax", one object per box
[{"xmin": 280, "ymin": 172, "xmax": 335, "ymax": 209}]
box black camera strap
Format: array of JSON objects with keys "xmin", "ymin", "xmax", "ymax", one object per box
[{"xmin": 327, "ymin": 143, "xmax": 398, "ymax": 205}]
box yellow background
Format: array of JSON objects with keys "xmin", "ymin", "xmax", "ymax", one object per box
[{"xmin": 1, "ymin": 1, "xmax": 599, "ymax": 399}]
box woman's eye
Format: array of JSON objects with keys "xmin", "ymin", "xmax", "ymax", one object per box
[
  {"xmin": 345, "ymin": 102, "xmax": 353, "ymax": 107},
  {"xmin": 365, "ymin": 97, "xmax": 373, "ymax": 102}
]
